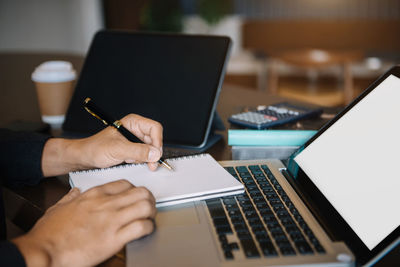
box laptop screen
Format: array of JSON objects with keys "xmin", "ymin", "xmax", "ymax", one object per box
[
  {"xmin": 286, "ymin": 68, "xmax": 400, "ymax": 264},
  {"xmin": 63, "ymin": 31, "xmax": 231, "ymax": 148}
]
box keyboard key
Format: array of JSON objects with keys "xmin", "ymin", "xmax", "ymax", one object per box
[
  {"xmin": 248, "ymin": 165, "xmax": 262, "ymax": 172},
  {"xmin": 234, "ymin": 223, "xmax": 249, "ymax": 233},
  {"xmin": 255, "ymin": 176, "xmax": 268, "ymax": 183},
  {"xmin": 237, "ymin": 232, "xmax": 252, "ymax": 240},
  {"xmin": 224, "ymin": 250, "xmax": 234, "ymax": 260},
  {"xmin": 251, "ymin": 225, "xmax": 266, "ymax": 234},
  {"xmin": 262, "ymin": 214, "xmax": 276, "ymax": 222},
  {"xmin": 248, "ymin": 217, "xmax": 263, "ymax": 226},
  {"xmin": 207, "ymin": 201, "xmax": 226, "ymax": 219},
  {"xmin": 240, "ymin": 239, "xmax": 260, "ymax": 258},
  {"xmin": 242, "ymin": 176, "xmax": 254, "ymax": 182},
  {"xmin": 272, "ymin": 205, "xmax": 286, "ymax": 212},
  {"xmin": 242, "ymin": 205, "xmax": 256, "ymax": 212},
  {"xmin": 268, "ymin": 225, "xmax": 283, "ymax": 234},
  {"xmin": 272, "ymin": 232, "xmax": 289, "ymax": 242},
  {"xmin": 237, "ymin": 195, "xmax": 250, "ymax": 202},
  {"xmin": 222, "ymin": 197, "xmax": 236, "ymax": 204},
  {"xmin": 279, "ymin": 246, "xmax": 296, "ymax": 256},
  {"xmin": 285, "ymin": 226, "xmax": 301, "ymax": 235},
  {"xmin": 259, "ymin": 241, "xmax": 278, "ymax": 256},
  {"xmin": 238, "ymin": 200, "xmax": 252, "ymax": 208},
  {"xmin": 244, "ymin": 181, "xmax": 256, "ymax": 187},
  {"xmin": 229, "ymin": 242, "xmax": 239, "ymax": 250},
  {"xmin": 269, "ymin": 199, "xmax": 283, "ymax": 206},
  {"xmin": 213, "ymin": 217, "xmax": 230, "ymax": 226},
  {"xmin": 249, "ymin": 192, "xmax": 263, "ymax": 198},
  {"xmin": 235, "ymin": 166, "xmax": 248, "ymax": 172},
  {"xmin": 276, "ymin": 210, "xmax": 290, "ymax": 218},
  {"xmin": 265, "ymin": 192, "xmax": 278, "ymax": 199},
  {"xmin": 221, "ymin": 242, "xmax": 231, "ymax": 251},
  {"xmin": 252, "ymin": 173, "xmax": 265, "ymax": 178},
  {"xmin": 260, "ymin": 186, "xmax": 273, "ymax": 193},
  {"xmin": 290, "ymin": 232, "xmax": 307, "ymax": 243},
  {"xmin": 225, "ymin": 204, "xmax": 239, "ymax": 211},
  {"xmin": 256, "ymin": 203, "xmax": 270, "ymax": 211},
  {"xmin": 253, "ymin": 196, "xmax": 267, "ymax": 204},
  {"xmin": 219, "ymin": 234, "xmax": 227, "ymax": 243},
  {"xmin": 247, "ymin": 185, "xmax": 259, "ymax": 191},
  {"xmin": 230, "ymin": 216, "xmax": 245, "ymax": 225},
  {"xmin": 216, "ymin": 225, "xmax": 233, "ymax": 234},
  {"xmin": 228, "ymin": 210, "xmax": 242, "ymax": 218},
  {"xmin": 294, "ymin": 241, "xmax": 314, "ymax": 255},
  {"xmin": 255, "ymin": 233, "xmax": 271, "ymax": 242},
  {"xmin": 244, "ymin": 210, "xmax": 258, "ymax": 218}
]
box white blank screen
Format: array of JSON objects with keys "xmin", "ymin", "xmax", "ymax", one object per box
[{"xmin": 295, "ymin": 75, "xmax": 400, "ymax": 250}]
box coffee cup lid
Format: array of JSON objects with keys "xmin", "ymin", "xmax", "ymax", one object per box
[{"xmin": 32, "ymin": 61, "xmax": 76, "ymax": 83}]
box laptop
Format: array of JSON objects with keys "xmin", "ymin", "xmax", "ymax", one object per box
[
  {"xmin": 63, "ymin": 30, "xmax": 231, "ymax": 153},
  {"xmin": 127, "ymin": 66, "xmax": 400, "ymax": 266}
]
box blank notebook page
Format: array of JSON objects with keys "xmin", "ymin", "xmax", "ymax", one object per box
[{"xmin": 69, "ymin": 154, "xmax": 244, "ymax": 207}]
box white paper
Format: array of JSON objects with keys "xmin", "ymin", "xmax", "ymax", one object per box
[{"xmin": 69, "ymin": 154, "xmax": 244, "ymax": 207}]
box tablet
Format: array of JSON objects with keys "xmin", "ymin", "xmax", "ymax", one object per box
[{"xmin": 63, "ymin": 30, "xmax": 231, "ymax": 148}]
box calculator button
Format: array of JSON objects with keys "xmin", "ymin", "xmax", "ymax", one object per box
[
  {"xmin": 264, "ymin": 115, "xmax": 277, "ymax": 121},
  {"xmin": 231, "ymin": 112, "xmax": 274, "ymax": 124}
]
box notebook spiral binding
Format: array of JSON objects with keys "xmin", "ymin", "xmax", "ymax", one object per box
[
  {"xmin": 70, "ymin": 153, "xmax": 208, "ymax": 174},
  {"xmin": 167, "ymin": 153, "xmax": 206, "ymax": 161}
]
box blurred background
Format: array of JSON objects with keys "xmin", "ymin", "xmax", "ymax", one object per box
[{"xmin": 1, "ymin": 0, "xmax": 400, "ymax": 107}]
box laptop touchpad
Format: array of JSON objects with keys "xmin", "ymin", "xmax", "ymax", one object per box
[{"xmin": 156, "ymin": 202, "xmax": 200, "ymax": 227}]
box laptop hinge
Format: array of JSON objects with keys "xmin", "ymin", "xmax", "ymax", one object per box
[{"xmin": 280, "ymin": 168, "xmax": 341, "ymax": 242}]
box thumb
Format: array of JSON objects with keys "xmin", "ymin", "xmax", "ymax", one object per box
[{"xmin": 121, "ymin": 142, "xmax": 161, "ymax": 164}]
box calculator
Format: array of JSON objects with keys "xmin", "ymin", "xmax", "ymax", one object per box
[{"xmin": 228, "ymin": 102, "xmax": 323, "ymax": 129}]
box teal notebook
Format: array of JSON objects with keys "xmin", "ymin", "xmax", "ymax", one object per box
[{"xmin": 228, "ymin": 130, "xmax": 317, "ymax": 146}]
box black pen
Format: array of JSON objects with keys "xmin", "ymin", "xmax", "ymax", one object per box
[{"xmin": 83, "ymin": 97, "xmax": 173, "ymax": 171}]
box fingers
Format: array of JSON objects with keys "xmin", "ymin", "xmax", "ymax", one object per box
[
  {"xmin": 147, "ymin": 162, "xmax": 159, "ymax": 171},
  {"xmin": 113, "ymin": 188, "xmax": 157, "ymax": 241},
  {"xmin": 117, "ymin": 199, "xmax": 157, "ymax": 225},
  {"xmin": 120, "ymin": 114, "xmax": 163, "ymax": 149},
  {"xmin": 85, "ymin": 182, "xmax": 157, "ymax": 243},
  {"xmin": 107, "ymin": 186, "xmax": 156, "ymax": 209},
  {"xmin": 117, "ymin": 219, "xmax": 155, "ymax": 244},
  {"xmin": 88, "ymin": 179, "xmax": 134, "ymax": 196},
  {"xmin": 115, "ymin": 138, "xmax": 161, "ymax": 164}
]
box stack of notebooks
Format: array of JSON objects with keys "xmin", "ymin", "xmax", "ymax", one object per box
[{"xmin": 228, "ymin": 129, "xmax": 317, "ymax": 160}]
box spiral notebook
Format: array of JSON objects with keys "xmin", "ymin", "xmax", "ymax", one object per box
[{"xmin": 69, "ymin": 154, "xmax": 244, "ymax": 207}]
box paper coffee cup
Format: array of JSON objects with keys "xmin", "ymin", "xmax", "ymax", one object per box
[{"xmin": 32, "ymin": 61, "xmax": 76, "ymax": 128}]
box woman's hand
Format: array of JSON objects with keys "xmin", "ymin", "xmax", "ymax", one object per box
[{"xmin": 41, "ymin": 114, "xmax": 164, "ymax": 176}]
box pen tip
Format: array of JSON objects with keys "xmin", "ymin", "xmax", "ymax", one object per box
[{"xmin": 161, "ymin": 161, "xmax": 174, "ymax": 171}]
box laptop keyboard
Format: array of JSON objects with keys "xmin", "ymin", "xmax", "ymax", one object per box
[{"xmin": 206, "ymin": 164, "xmax": 325, "ymax": 260}]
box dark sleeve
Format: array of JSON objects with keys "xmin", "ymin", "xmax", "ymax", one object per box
[
  {"xmin": 0, "ymin": 129, "xmax": 51, "ymax": 188},
  {"xmin": 0, "ymin": 240, "xmax": 26, "ymax": 267}
]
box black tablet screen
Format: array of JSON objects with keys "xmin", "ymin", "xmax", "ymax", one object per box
[{"xmin": 63, "ymin": 30, "xmax": 231, "ymax": 147}]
